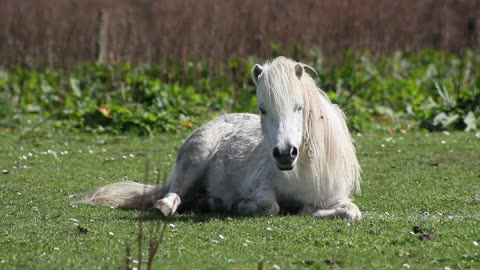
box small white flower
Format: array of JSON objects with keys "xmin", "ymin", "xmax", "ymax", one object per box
[
  {"xmin": 441, "ymin": 140, "xmax": 446, "ymax": 144},
  {"xmin": 101, "ymin": 148, "xmax": 107, "ymax": 153},
  {"xmin": 211, "ymin": 240, "xmax": 219, "ymax": 244},
  {"xmin": 442, "ymin": 131, "xmax": 450, "ymax": 136},
  {"xmin": 476, "ymin": 132, "xmax": 480, "ymax": 138},
  {"xmin": 70, "ymin": 218, "xmax": 79, "ymax": 223},
  {"xmin": 132, "ymin": 259, "xmax": 139, "ymax": 264},
  {"xmin": 168, "ymin": 223, "xmax": 176, "ymax": 228},
  {"xmin": 380, "ymin": 144, "xmax": 385, "ymax": 148},
  {"xmin": 273, "ymin": 264, "xmax": 281, "ymax": 270},
  {"xmin": 219, "ymin": 234, "xmax": 225, "ymax": 240},
  {"xmin": 123, "ymin": 155, "xmax": 128, "ymax": 159},
  {"xmin": 385, "ymin": 137, "xmax": 393, "ymax": 142},
  {"xmin": 409, "ymin": 231, "xmax": 415, "ymax": 235},
  {"xmin": 266, "ymin": 227, "xmax": 272, "ymax": 231},
  {"xmin": 398, "ymin": 149, "xmax": 402, "ymax": 153},
  {"xmin": 447, "ymin": 215, "xmax": 454, "ymax": 220},
  {"xmin": 444, "ymin": 267, "xmax": 451, "ymax": 270},
  {"xmin": 346, "ymin": 222, "xmax": 351, "ymax": 227},
  {"xmin": 33, "ymin": 207, "xmax": 39, "ymax": 211},
  {"xmin": 108, "ymin": 231, "xmax": 115, "ymax": 236},
  {"xmin": 129, "ymin": 154, "xmax": 135, "ymax": 158},
  {"xmin": 88, "ymin": 149, "xmax": 94, "ymax": 154},
  {"xmin": 356, "ymin": 133, "xmax": 362, "ymax": 137},
  {"xmin": 71, "ymin": 204, "xmax": 78, "ymax": 208},
  {"xmin": 473, "ymin": 241, "xmax": 479, "ymax": 246},
  {"xmin": 227, "ymin": 259, "xmax": 235, "ymax": 263},
  {"xmin": 17, "ymin": 192, "xmax": 21, "ymax": 196},
  {"xmin": 245, "ymin": 239, "xmax": 252, "ymax": 243},
  {"xmin": 402, "ymin": 263, "xmax": 410, "ymax": 268},
  {"xmin": 53, "ymin": 247, "xmax": 60, "ymax": 251}
]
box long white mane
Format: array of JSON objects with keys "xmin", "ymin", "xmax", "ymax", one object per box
[{"xmin": 261, "ymin": 57, "xmax": 360, "ymax": 199}]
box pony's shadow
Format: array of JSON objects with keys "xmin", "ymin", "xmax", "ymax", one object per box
[
  {"xmin": 117, "ymin": 209, "xmax": 261, "ymax": 223},
  {"xmin": 114, "ymin": 202, "xmax": 304, "ymax": 223},
  {"xmin": 112, "ymin": 195, "xmax": 306, "ymax": 223}
]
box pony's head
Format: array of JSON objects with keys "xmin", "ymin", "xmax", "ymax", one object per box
[{"xmin": 252, "ymin": 57, "xmax": 306, "ymax": 171}]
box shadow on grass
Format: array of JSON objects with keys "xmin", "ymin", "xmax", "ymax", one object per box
[{"xmin": 116, "ymin": 209, "xmax": 270, "ymax": 223}]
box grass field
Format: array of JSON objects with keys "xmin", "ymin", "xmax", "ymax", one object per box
[{"xmin": 1, "ymin": 119, "xmax": 479, "ymax": 269}]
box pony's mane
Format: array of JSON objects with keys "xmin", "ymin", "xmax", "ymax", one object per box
[{"xmin": 262, "ymin": 57, "xmax": 361, "ymax": 199}]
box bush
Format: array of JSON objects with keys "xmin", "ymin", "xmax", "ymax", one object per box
[{"xmin": 1, "ymin": 50, "xmax": 479, "ymax": 134}]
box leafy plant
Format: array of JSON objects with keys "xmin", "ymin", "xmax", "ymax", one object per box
[{"xmin": 1, "ymin": 50, "xmax": 479, "ymax": 133}]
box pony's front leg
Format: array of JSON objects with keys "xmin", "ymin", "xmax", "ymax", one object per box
[
  {"xmin": 236, "ymin": 185, "xmax": 280, "ymax": 216},
  {"xmin": 301, "ymin": 199, "xmax": 362, "ymax": 220}
]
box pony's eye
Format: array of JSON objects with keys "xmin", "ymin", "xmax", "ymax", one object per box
[
  {"xmin": 259, "ymin": 108, "xmax": 267, "ymax": 115},
  {"xmin": 295, "ymin": 106, "xmax": 303, "ymax": 112}
]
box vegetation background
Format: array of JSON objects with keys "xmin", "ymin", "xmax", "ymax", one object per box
[{"xmin": 1, "ymin": 0, "xmax": 479, "ymax": 66}]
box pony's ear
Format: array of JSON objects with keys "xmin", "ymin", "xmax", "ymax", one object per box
[
  {"xmin": 252, "ymin": 64, "xmax": 264, "ymax": 86},
  {"xmin": 294, "ymin": 64, "xmax": 303, "ymax": 79}
]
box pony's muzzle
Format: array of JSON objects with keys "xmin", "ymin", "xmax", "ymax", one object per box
[{"xmin": 273, "ymin": 145, "xmax": 298, "ymax": 171}]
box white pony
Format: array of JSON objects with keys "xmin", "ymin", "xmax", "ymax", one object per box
[{"xmin": 82, "ymin": 57, "xmax": 362, "ymax": 219}]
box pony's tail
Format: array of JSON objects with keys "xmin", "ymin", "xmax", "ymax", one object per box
[{"xmin": 80, "ymin": 181, "xmax": 167, "ymax": 209}]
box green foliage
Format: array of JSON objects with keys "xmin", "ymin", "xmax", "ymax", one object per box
[{"xmin": 1, "ymin": 50, "xmax": 479, "ymax": 134}]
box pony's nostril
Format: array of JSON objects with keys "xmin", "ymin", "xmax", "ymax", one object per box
[
  {"xmin": 273, "ymin": 147, "xmax": 281, "ymax": 159},
  {"xmin": 290, "ymin": 147, "xmax": 298, "ymax": 159}
]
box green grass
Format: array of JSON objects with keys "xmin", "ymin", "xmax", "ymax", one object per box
[{"xmin": 1, "ymin": 119, "xmax": 479, "ymax": 269}]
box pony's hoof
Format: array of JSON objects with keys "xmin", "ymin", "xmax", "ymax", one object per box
[
  {"xmin": 311, "ymin": 203, "xmax": 362, "ymax": 220},
  {"xmin": 335, "ymin": 203, "xmax": 362, "ymax": 220},
  {"xmin": 153, "ymin": 193, "xmax": 181, "ymax": 217}
]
